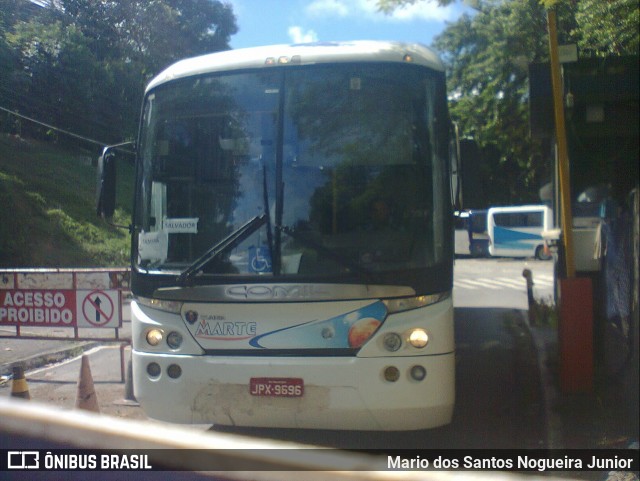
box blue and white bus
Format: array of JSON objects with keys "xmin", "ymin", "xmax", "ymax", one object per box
[
  {"xmin": 98, "ymin": 41, "xmax": 458, "ymax": 431},
  {"xmin": 487, "ymin": 205, "xmax": 553, "ymax": 260}
]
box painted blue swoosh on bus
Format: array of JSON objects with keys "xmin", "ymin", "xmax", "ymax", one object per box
[
  {"xmin": 248, "ymin": 320, "xmax": 313, "ymax": 349},
  {"xmin": 494, "ymin": 226, "xmax": 541, "ymax": 250},
  {"xmin": 249, "ymin": 301, "xmax": 387, "ymax": 349}
]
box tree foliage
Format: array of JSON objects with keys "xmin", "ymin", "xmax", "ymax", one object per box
[
  {"xmin": 574, "ymin": 0, "xmax": 639, "ymax": 56},
  {"xmin": 0, "ymin": 0, "xmax": 237, "ymax": 145},
  {"xmin": 433, "ymin": 0, "xmax": 557, "ymax": 205},
  {"xmin": 376, "ymin": 0, "xmax": 639, "ymax": 205}
]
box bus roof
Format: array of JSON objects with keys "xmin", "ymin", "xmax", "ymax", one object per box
[
  {"xmin": 146, "ymin": 41, "xmax": 444, "ymax": 93},
  {"xmin": 487, "ymin": 205, "xmax": 550, "ymax": 214}
]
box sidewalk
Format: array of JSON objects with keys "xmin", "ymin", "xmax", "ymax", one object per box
[
  {"xmin": 528, "ymin": 321, "xmax": 639, "ymax": 451},
  {"xmin": 0, "ymin": 300, "xmax": 132, "ymax": 377},
  {"xmin": 0, "ymin": 338, "xmax": 99, "ymax": 377}
]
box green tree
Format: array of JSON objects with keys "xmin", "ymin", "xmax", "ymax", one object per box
[
  {"xmin": 374, "ymin": 0, "xmax": 638, "ymax": 205},
  {"xmin": 7, "ymin": 19, "xmax": 119, "ymax": 141},
  {"xmin": 377, "ymin": 0, "xmax": 479, "ymax": 10},
  {"xmin": 434, "ymin": 0, "xmax": 556, "ymax": 204},
  {"xmin": 56, "ymin": 0, "xmax": 238, "ymax": 75},
  {"xmin": 574, "ymin": 0, "xmax": 639, "ymax": 56},
  {"xmin": 0, "ymin": 1, "xmax": 23, "ymax": 117},
  {"xmin": 3, "ymin": 0, "xmax": 238, "ymax": 143}
]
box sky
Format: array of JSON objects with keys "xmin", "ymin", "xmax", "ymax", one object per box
[{"xmin": 225, "ymin": 0, "xmax": 473, "ymax": 50}]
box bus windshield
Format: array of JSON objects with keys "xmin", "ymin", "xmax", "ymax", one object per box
[{"xmin": 135, "ymin": 63, "xmax": 450, "ymax": 286}]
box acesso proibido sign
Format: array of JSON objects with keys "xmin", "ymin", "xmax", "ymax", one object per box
[{"xmin": 0, "ymin": 289, "xmax": 121, "ymax": 328}]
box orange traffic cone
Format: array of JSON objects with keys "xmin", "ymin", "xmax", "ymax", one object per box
[
  {"xmin": 10, "ymin": 365, "xmax": 30, "ymax": 400},
  {"xmin": 75, "ymin": 355, "xmax": 100, "ymax": 412}
]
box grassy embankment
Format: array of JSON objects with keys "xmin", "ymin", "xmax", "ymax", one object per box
[{"xmin": 0, "ymin": 134, "xmax": 133, "ymax": 267}]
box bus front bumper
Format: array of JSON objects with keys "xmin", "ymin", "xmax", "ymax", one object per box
[{"xmin": 132, "ymin": 350, "xmax": 455, "ymax": 431}]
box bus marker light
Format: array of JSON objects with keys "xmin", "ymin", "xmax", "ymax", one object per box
[
  {"xmin": 410, "ymin": 365, "xmax": 427, "ymax": 381},
  {"xmin": 408, "ymin": 329, "xmax": 429, "ymax": 348},
  {"xmin": 167, "ymin": 331, "xmax": 183, "ymax": 349},
  {"xmin": 167, "ymin": 364, "xmax": 182, "ymax": 379},
  {"xmin": 382, "ymin": 332, "xmax": 402, "ymax": 352},
  {"xmin": 147, "ymin": 363, "xmax": 161, "ymax": 378},
  {"xmin": 146, "ymin": 329, "xmax": 163, "ymax": 346},
  {"xmin": 383, "ymin": 366, "xmax": 400, "ymax": 382}
]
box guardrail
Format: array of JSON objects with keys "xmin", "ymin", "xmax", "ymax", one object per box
[
  {"xmin": 1, "ymin": 268, "xmax": 130, "ymax": 340},
  {"xmin": 1, "ymin": 268, "xmax": 131, "ymax": 380}
]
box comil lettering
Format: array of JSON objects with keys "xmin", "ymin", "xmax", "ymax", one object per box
[{"xmin": 1, "ymin": 290, "xmax": 74, "ymax": 325}]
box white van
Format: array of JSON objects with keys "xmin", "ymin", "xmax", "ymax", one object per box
[{"xmin": 487, "ymin": 205, "xmax": 553, "ymax": 259}]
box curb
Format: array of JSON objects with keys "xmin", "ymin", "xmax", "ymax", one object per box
[
  {"xmin": 0, "ymin": 341, "xmax": 100, "ymax": 378},
  {"xmin": 521, "ymin": 312, "xmax": 563, "ymax": 449}
]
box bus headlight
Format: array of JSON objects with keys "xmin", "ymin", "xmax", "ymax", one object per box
[
  {"xmin": 383, "ymin": 292, "xmax": 450, "ymax": 314},
  {"xmin": 408, "ymin": 329, "xmax": 429, "ymax": 348},
  {"xmin": 410, "ymin": 365, "xmax": 427, "ymax": 381},
  {"xmin": 383, "ymin": 366, "xmax": 400, "ymax": 382},
  {"xmin": 382, "ymin": 332, "xmax": 402, "ymax": 352},
  {"xmin": 146, "ymin": 329, "xmax": 164, "ymax": 346},
  {"xmin": 136, "ymin": 297, "xmax": 183, "ymax": 314},
  {"xmin": 167, "ymin": 364, "xmax": 182, "ymax": 379},
  {"xmin": 166, "ymin": 331, "xmax": 183, "ymax": 350},
  {"xmin": 147, "ymin": 362, "xmax": 161, "ymax": 378}
]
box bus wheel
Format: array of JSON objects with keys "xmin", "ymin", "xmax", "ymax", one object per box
[
  {"xmin": 470, "ymin": 243, "xmax": 483, "ymax": 258},
  {"xmin": 535, "ymin": 245, "xmax": 551, "ymax": 261}
]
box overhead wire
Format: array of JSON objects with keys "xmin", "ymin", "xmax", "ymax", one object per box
[{"xmin": 0, "ymin": 104, "xmax": 109, "ymax": 147}]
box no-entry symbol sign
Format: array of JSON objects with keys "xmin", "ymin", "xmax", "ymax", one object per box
[{"xmin": 76, "ymin": 289, "xmax": 121, "ymax": 328}]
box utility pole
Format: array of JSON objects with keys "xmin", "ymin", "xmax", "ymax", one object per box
[{"xmin": 547, "ymin": 7, "xmax": 575, "ymax": 278}]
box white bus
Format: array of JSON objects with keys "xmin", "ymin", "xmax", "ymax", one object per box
[
  {"xmin": 487, "ymin": 205, "xmax": 553, "ymax": 260},
  {"xmin": 99, "ymin": 41, "xmax": 457, "ymax": 430}
]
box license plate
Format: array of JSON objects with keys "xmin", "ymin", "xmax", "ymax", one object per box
[{"xmin": 249, "ymin": 378, "xmax": 304, "ymax": 397}]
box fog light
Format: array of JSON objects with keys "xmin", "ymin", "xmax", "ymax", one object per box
[
  {"xmin": 146, "ymin": 362, "xmax": 161, "ymax": 378},
  {"xmin": 382, "ymin": 332, "xmax": 402, "ymax": 352},
  {"xmin": 383, "ymin": 366, "xmax": 400, "ymax": 382},
  {"xmin": 410, "ymin": 365, "xmax": 427, "ymax": 381},
  {"xmin": 146, "ymin": 329, "xmax": 163, "ymax": 346},
  {"xmin": 408, "ymin": 329, "xmax": 429, "ymax": 348},
  {"xmin": 167, "ymin": 364, "xmax": 182, "ymax": 379},
  {"xmin": 167, "ymin": 331, "xmax": 183, "ymax": 349}
]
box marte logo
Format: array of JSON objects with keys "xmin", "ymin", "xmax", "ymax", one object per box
[
  {"xmin": 195, "ymin": 319, "xmax": 257, "ymax": 339},
  {"xmin": 184, "ymin": 310, "xmax": 198, "ymax": 324}
]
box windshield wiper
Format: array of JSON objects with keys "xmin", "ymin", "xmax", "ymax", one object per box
[
  {"xmin": 177, "ymin": 214, "xmax": 267, "ymax": 284},
  {"xmin": 277, "ymin": 225, "xmax": 373, "ymax": 282}
]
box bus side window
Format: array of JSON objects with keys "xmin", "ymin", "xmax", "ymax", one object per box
[{"xmin": 526, "ymin": 212, "xmax": 543, "ymax": 227}]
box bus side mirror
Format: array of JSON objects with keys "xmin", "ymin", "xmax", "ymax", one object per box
[
  {"xmin": 96, "ymin": 141, "xmax": 135, "ymax": 221},
  {"xmin": 96, "ymin": 147, "xmax": 117, "ymax": 220}
]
